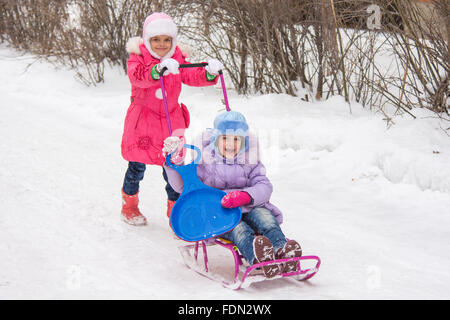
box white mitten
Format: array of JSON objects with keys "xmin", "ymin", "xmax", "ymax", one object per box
[
  {"xmin": 158, "ymin": 58, "xmax": 180, "ymax": 76},
  {"xmin": 205, "ymin": 59, "xmax": 224, "ymax": 75},
  {"xmin": 162, "ymin": 136, "xmax": 181, "ymax": 156},
  {"xmin": 163, "ymin": 136, "xmax": 186, "ymax": 165}
]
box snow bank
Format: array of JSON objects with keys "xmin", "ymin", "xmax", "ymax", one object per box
[
  {"xmin": 1, "ymin": 44, "xmax": 450, "ymax": 299},
  {"xmin": 203, "ymin": 93, "xmax": 450, "ymax": 194}
]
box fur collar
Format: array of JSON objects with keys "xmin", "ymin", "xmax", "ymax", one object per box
[{"xmin": 126, "ymin": 37, "xmax": 144, "ymax": 55}]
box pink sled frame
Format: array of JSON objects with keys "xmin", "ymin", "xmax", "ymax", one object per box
[{"xmin": 180, "ymin": 238, "xmax": 321, "ymax": 290}]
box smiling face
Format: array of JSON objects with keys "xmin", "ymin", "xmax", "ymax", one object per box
[
  {"xmin": 217, "ymin": 135, "xmax": 243, "ymax": 159},
  {"xmin": 149, "ymin": 35, "xmax": 173, "ymax": 58}
]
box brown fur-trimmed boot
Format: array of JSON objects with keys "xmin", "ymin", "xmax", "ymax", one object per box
[
  {"xmin": 253, "ymin": 236, "xmax": 282, "ymax": 278},
  {"xmin": 276, "ymin": 240, "xmax": 302, "ymax": 273}
]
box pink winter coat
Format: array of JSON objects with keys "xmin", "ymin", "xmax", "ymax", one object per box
[{"xmin": 121, "ymin": 41, "xmax": 218, "ymax": 165}]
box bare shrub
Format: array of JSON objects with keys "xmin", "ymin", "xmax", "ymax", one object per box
[
  {"xmin": 0, "ymin": 0, "xmax": 448, "ymax": 115},
  {"xmin": 0, "ymin": 0, "xmax": 68, "ymax": 54},
  {"xmin": 0, "ymin": 0, "xmax": 179, "ymax": 84},
  {"xmin": 54, "ymin": 0, "xmax": 175, "ymax": 84},
  {"xmin": 384, "ymin": 0, "xmax": 449, "ymax": 114}
]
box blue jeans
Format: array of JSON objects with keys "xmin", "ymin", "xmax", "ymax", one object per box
[
  {"xmin": 122, "ymin": 162, "xmax": 180, "ymax": 201},
  {"xmin": 221, "ymin": 207, "xmax": 286, "ymax": 265}
]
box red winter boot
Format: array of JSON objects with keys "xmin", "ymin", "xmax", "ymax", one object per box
[
  {"xmin": 121, "ymin": 189, "xmax": 147, "ymax": 226},
  {"xmin": 166, "ymin": 200, "xmax": 176, "ymax": 219}
]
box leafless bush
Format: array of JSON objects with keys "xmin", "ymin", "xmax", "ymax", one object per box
[
  {"xmin": 0, "ymin": 0, "xmax": 178, "ymax": 84},
  {"xmin": 383, "ymin": 0, "xmax": 449, "ymax": 114},
  {"xmin": 176, "ymin": 0, "xmax": 311, "ymax": 97},
  {"xmin": 0, "ymin": 0, "xmax": 68, "ymax": 54},
  {"xmin": 334, "ymin": 0, "xmax": 448, "ymax": 117},
  {"xmin": 0, "ymin": 0, "xmax": 448, "ymax": 115},
  {"xmin": 55, "ymin": 0, "xmax": 182, "ymax": 84},
  {"xmin": 177, "ymin": 0, "xmax": 448, "ymax": 116}
]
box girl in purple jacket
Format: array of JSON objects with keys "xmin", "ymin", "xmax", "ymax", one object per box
[{"xmin": 163, "ymin": 111, "xmax": 302, "ymax": 278}]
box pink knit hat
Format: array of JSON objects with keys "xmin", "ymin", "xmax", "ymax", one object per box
[{"xmin": 142, "ymin": 12, "xmax": 178, "ymax": 60}]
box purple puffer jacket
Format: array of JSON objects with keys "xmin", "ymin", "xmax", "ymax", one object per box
[{"xmin": 164, "ymin": 130, "xmax": 283, "ymax": 224}]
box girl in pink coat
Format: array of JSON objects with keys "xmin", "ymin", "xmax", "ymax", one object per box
[{"xmin": 120, "ymin": 12, "xmax": 223, "ymax": 226}]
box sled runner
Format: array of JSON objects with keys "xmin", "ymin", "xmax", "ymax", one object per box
[{"xmin": 179, "ymin": 238, "xmax": 321, "ymax": 290}]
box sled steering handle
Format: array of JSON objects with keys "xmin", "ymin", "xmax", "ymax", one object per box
[
  {"xmin": 158, "ymin": 63, "xmax": 226, "ymax": 78},
  {"xmin": 158, "ymin": 63, "xmax": 209, "ymax": 77},
  {"xmin": 166, "ymin": 144, "xmax": 202, "ymax": 170}
]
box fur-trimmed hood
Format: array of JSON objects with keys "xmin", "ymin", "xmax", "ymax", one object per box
[
  {"xmin": 126, "ymin": 36, "xmax": 192, "ymax": 60},
  {"xmin": 142, "ymin": 12, "xmax": 177, "ymax": 60}
]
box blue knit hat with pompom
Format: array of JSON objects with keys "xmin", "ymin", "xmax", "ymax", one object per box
[
  {"xmin": 214, "ymin": 111, "xmax": 248, "ymax": 134},
  {"xmin": 211, "ymin": 111, "xmax": 250, "ymax": 156}
]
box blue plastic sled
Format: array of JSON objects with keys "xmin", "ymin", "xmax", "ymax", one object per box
[{"xmin": 166, "ymin": 144, "xmax": 242, "ymax": 242}]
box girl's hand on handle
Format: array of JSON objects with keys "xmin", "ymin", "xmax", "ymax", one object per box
[
  {"xmin": 221, "ymin": 191, "xmax": 252, "ymax": 208},
  {"xmin": 163, "ymin": 136, "xmax": 185, "ymax": 164},
  {"xmin": 205, "ymin": 59, "xmax": 224, "ymax": 75},
  {"xmin": 163, "ymin": 136, "xmax": 181, "ymax": 156},
  {"xmin": 158, "ymin": 58, "xmax": 180, "ymax": 76}
]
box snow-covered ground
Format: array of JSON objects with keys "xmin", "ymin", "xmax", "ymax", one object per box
[{"xmin": 1, "ymin": 45, "xmax": 449, "ymax": 299}]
